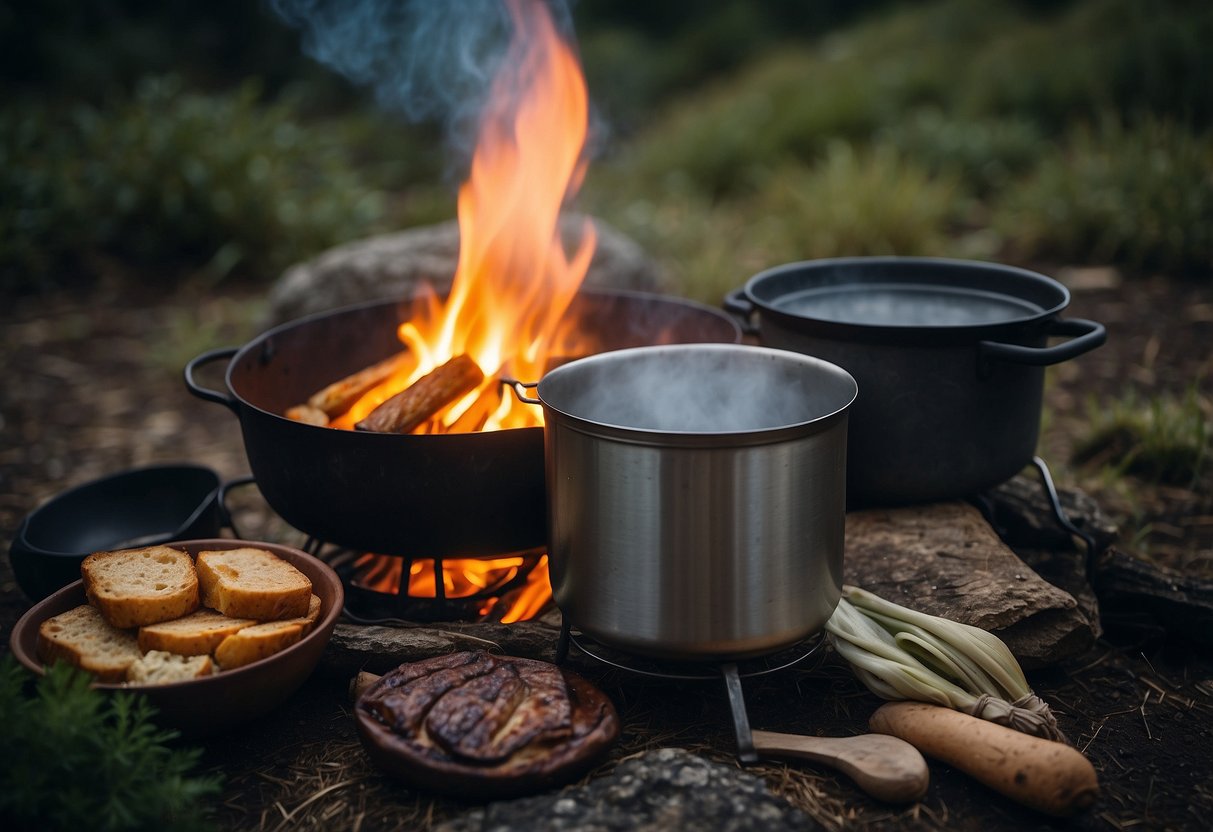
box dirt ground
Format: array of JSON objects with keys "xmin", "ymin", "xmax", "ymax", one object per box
[{"xmin": 1, "ymin": 269, "xmax": 1211, "ymax": 830}]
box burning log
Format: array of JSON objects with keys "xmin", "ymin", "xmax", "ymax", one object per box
[
  {"xmin": 356, "ymin": 354, "xmax": 485, "ymax": 434},
  {"xmin": 285, "ymin": 404, "xmax": 329, "ymax": 426},
  {"xmin": 308, "ymin": 351, "xmax": 410, "ymax": 418}
]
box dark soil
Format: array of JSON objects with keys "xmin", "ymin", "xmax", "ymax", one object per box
[{"xmin": 1, "ymin": 269, "xmax": 1211, "ymax": 830}]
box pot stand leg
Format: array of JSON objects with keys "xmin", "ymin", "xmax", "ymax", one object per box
[
  {"xmin": 721, "ymin": 662, "xmax": 758, "ymax": 764},
  {"xmin": 555, "ymin": 618, "xmax": 572, "ymax": 664},
  {"xmin": 1029, "ymin": 456, "xmax": 1098, "ymax": 580}
]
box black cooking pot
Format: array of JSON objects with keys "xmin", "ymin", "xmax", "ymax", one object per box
[
  {"xmin": 7, "ymin": 464, "xmax": 241, "ymax": 601},
  {"xmin": 185, "ymin": 289, "xmax": 741, "ymax": 556},
  {"xmin": 726, "ymin": 257, "xmax": 1106, "ymax": 505}
]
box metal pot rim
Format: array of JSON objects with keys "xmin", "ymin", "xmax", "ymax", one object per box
[
  {"xmin": 742, "ymin": 256, "xmax": 1071, "ymax": 345},
  {"xmin": 534, "ymin": 343, "xmax": 858, "ymax": 446}
]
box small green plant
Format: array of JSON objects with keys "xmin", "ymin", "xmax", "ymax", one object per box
[
  {"xmin": 1071, "ymin": 387, "xmax": 1211, "ymax": 487},
  {"xmin": 0, "ymin": 657, "xmax": 222, "ymax": 832}
]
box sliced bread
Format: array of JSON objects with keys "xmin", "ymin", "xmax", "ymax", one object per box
[
  {"xmin": 281, "ymin": 594, "xmax": 323, "ymax": 635},
  {"xmin": 213, "ymin": 621, "xmax": 304, "ymax": 669},
  {"xmin": 127, "ymin": 650, "xmax": 214, "ymax": 685},
  {"xmin": 37, "ymin": 604, "xmax": 141, "ymax": 683},
  {"xmin": 196, "ymin": 547, "xmax": 312, "ymax": 620},
  {"xmin": 81, "ymin": 545, "xmax": 200, "ymax": 629},
  {"xmin": 137, "ymin": 607, "xmax": 258, "ymax": 656}
]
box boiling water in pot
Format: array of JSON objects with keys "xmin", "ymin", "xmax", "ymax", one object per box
[
  {"xmin": 540, "ymin": 346, "xmax": 854, "ymax": 433},
  {"xmin": 773, "ymin": 284, "xmax": 1042, "ymax": 327}
]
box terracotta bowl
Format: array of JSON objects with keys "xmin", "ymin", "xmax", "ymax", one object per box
[{"xmin": 8, "ymin": 539, "xmax": 343, "ymax": 738}]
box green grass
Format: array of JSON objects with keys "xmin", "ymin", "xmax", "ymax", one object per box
[
  {"xmin": 586, "ymin": 140, "xmax": 964, "ymax": 303},
  {"xmin": 1071, "ymin": 388, "xmax": 1212, "ymax": 488}
]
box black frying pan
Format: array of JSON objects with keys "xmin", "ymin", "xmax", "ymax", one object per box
[{"xmin": 7, "ymin": 464, "xmax": 251, "ymax": 602}]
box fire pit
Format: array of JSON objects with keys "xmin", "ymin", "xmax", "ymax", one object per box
[{"xmin": 185, "ymin": 289, "xmax": 739, "ymax": 560}]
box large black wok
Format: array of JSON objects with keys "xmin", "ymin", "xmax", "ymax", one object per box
[
  {"xmin": 185, "ymin": 289, "xmax": 741, "ymax": 556},
  {"xmin": 726, "ymin": 257, "xmax": 1106, "ymax": 505}
]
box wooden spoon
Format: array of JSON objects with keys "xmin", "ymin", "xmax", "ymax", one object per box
[{"xmin": 752, "ymin": 729, "xmax": 930, "ymax": 804}]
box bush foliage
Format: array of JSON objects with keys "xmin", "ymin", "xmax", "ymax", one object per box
[
  {"xmin": 1, "ymin": 77, "xmax": 384, "ymax": 292},
  {"xmin": 2, "ymin": 0, "xmax": 1209, "ymax": 293}
]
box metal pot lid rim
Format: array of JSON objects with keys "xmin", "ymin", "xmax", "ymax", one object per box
[{"xmin": 535, "ymin": 344, "xmax": 857, "ymax": 445}]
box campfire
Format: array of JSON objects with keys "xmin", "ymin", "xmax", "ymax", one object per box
[
  {"xmin": 287, "ymin": 0, "xmax": 594, "ymax": 437},
  {"xmin": 287, "ymin": 0, "xmax": 593, "ymax": 623}
]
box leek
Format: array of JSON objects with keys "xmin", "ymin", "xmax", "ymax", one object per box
[{"xmin": 825, "ymin": 585, "xmax": 1065, "ymax": 742}]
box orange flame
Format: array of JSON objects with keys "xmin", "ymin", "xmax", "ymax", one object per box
[
  {"xmin": 334, "ymin": 0, "xmax": 595, "ymax": 432},
  {"xmin": 353, "ymin": 553, "xmax": 551, "ymax": 624}
]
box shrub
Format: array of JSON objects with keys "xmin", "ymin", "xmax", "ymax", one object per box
[
  {"xmin": 992, "ymin": 116, "xmax": 1213, "ymax": 274},
  {"xmin": 754, "ymin": 142, "xmax": 963, "ymax": 260},
  {"xmin": 0, "ymin": 657, "xmax": 222, "ymax": 832},
  {"xmin": 960, "ymin": 0, "xmax": 1213, "ymax": 130},
  {"xmin": 617, "ymin": 0, "xmax": 1008, "ymax": 198},
  {"xmin": 0, "ymin": 76, "xmax": 385, "ymax": 293},
  {"xmin": 879, "ymin": 109, "xmax": 1047, "ymax": 195}
]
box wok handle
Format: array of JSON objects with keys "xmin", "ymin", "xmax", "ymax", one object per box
[
  {"xmin": 501, "ymin": 378, "xmax": 541, "ymax": 405},
  {"xmin": 184, "ymin": 347, "xmax": 240, "ymax": 413},
  {"xmin": 722, "ymin": 288, "xmax": 759, "ymax": 336},
  {"xmin": 979, "ymin": 318, "xmax": 1106, "ymax": 368}
]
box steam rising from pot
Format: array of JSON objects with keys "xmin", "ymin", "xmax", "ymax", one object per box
[{"xmin": 536, "ymin": 345, "xmax": 857, "ymax": 434}]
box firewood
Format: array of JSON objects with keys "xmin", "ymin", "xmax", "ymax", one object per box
[
  {"xmin": 307, "ymin": 351, "xmax": 410, "ymax": 417},
  {"xmin": 355, "ymin": 354, "xmax": 485, "ymax": 434},
  {"xmin": 285, "ymin": 404, "xmax": 329, "ymax": 426}
]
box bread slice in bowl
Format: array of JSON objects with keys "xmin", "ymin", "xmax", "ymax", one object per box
[
  {"xmin": 81, "ymin": 545, "xmax": 199, "ymax": 629},
  {"xmin": 213, "ymin": 620, "xmax": 305, "ymax": 670},
  {"xmin": 196, "ymin": 547, "xmax": 312, "ymax": 620},
  {"xmin": 37, "ymin": 604, "xmax": 142, "ymax": 683},
  {"xmin": 137, "ymin": 607, "xmax": 258, "ymax": 656},
  {"xmin": 127, "ymin": 650, "xmax": 214, "ymax": 685}
]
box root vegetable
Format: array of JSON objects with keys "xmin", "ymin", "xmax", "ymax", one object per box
[{"xmin": 869, "ymin": 701, "xmax": 1098, "ymax": 817}]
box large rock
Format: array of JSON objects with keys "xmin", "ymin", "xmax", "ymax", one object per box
[
  {"xmin": 435, "ymin": 748, "xmax": 817, "ymax": 832},
  {"xmin": 265, "ymin": 214, "xmax": 669, "ymax": 325},
  {"xmin": 842, "ymin": 502, "xmax": 1096, "ymax": 668}
]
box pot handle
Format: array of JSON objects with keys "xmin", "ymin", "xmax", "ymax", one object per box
[
  {"xmin": 979, "ymin": 318, "xmax": 1106, "ymax": 368},
  {"xmin": 501, "ymin": 378, "xmax": 541, "ymax": 405},
  {"xmin": 722, "ymin": 288, "xmax": 760, "ymax": 336},
  {"xmin": 217, "ymin": 474, "xmax": 258, "ymax": 540},
  {"xmin": 184, "ymin": 347, "xmax": 240, "ymax": 413}
]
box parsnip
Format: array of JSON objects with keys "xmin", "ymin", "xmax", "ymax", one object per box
[{"xmin": 869, "ymin": 701, "xmax": 1098, "ymax": 817}]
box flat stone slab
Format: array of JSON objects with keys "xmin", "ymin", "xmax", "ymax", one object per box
[
  {"xmin": 434, "ymin": 748, "xmax": 817, "ymax": 832},
  {"xmin": 843, "ymin": 502, "xmax": 1095, "ymax": 668}
]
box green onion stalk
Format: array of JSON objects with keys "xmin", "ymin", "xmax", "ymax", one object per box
[{"xmin": 825, "ymin": 585, "xmax": 1066, "ymax": 743}]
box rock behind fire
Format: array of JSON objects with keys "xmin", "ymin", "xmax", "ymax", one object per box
[{"xmin": 265, "ymin": 213, "xmax": 668, "ymax": 326}]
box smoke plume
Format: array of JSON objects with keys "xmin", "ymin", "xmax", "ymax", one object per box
[{"xmin": 269, "ymin": 0, "xmax": 579, "ymax": 158}]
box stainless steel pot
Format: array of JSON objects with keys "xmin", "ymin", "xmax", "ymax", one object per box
[{"xmin": 510, "ymin": 344, "xmax": 857, "ymax": 659}]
